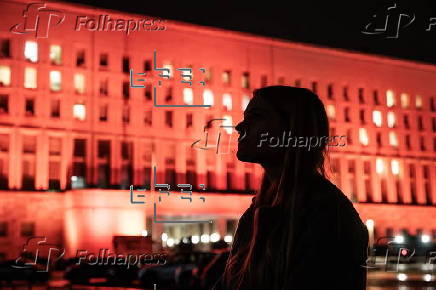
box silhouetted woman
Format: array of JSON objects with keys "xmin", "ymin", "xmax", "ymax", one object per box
[{"xmin": 213, "ymin": 86, "xmax": 369, "ymax": 290}]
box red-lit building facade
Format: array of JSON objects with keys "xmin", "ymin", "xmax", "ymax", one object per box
[{"xmin": 0, "ymin": 0, "xmax": 435, "ymax": 258}]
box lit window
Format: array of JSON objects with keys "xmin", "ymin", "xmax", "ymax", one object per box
[
  {"xmin": 376, "ymin": 158, "xmax": 384, "ymax": 174},
  {"xmin": 386, "ymin": 90, "xmax": 395, "ymax": 107},
  {"xmin": 49, "ymin": 45, "xmax": 62, "ymax": 65},
  {"xmin": 222, "ymin": 70, "xmax": 231, "ymax": 84},
  {"xmin": 73, "ymin": 103, "xmax": 86, "ymax": 121},
  {"xmin": 359, "ymin": 128, "xmax": 369, "ymax": 146},
  {"xmin": 203, "ymin": 89, "xmax": 214, "ymax": 106},
  {"xmin": 415, "ymin": 95, "xmax": 423, "ymax": 109},
  {"xmin": 24, "ymin": 41, "xmax": 38, "ymax": 62},
  {"xmin": 49, "ymin": 70, "xmax": 61, "ymax": 91},
  {"xmin": 183, "ymin": 88, "xmax": 193, "ymax": 105},
  {"xmin": 222, "ymin": 115, "xmax": 232, "ymax": 134},
  {"xmin": 242, "ymin": 95, "xmax": 250, "ymax": 111},
  {"xmin": 387, "ymin": 112, "xmax": 396, "ymax": 128},
  {"xmin": 223, "ymin": 93, "xmax": 232, "ymax": 111},
  {"xmin": 24, "ymin": 67, "xmax": 37, "ymax": 89},
  {"xmin": 389, "ymin": 132, "xmax": 398, "ymax": 147},
  {"xmin": 0, "ymin": 65, "xmax": 11, "ymax": 86},
  {"xmin": 372, "ymin": 110, "xmax": 382, "ymax": 127},
  {"xmin": 391, "ymin": 160, "xmax": 400, "ymax": 175},
  {"xmin": 161, "ymin": 63, "xmax": 173, "ymax": 78},
  {"xmin": 326, "ymin": 105, "xmax": 336, "ymax": 120},
  {"xmin": 400, "ymin": 93, "xmax": 409, "ymax": 108},
  {"xmin": 242, "ymin": 72, "xmax": 250, "ymax": 88},
  {"xmin": 74, "ymin": 73, "xmax": 85, "ymax": 94}
]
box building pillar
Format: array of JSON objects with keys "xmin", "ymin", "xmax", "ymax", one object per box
[{"xmin": 36, "ymin": 130, "xmax": 48, "ymax": 190}]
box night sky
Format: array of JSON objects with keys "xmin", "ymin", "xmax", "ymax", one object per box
[{"xmin": 65, "ymin": 0, "xmax": 436, "ymax": 65}]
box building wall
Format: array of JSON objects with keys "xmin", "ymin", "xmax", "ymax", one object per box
[{"xmin": 0, "ymin": 0, "xmax": 435, "ymax": 256}]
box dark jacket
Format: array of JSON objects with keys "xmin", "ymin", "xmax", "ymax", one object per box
[{"xmin": 213, "ymin": 174, "xmax": 369, "ymax": 290}]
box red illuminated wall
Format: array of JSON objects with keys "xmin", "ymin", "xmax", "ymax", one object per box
[{"xmin": 0, "ymin": 0, "xmax": 435, "ymax": 257}]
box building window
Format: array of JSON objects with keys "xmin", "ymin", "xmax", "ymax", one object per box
[
  {"xmin": 359, "ymin": 128, "xmax": 369, "ymax": 146},
  {"xmin": 358, "ymin": 88, "xmax": 364, "ymax": 104},
  {"xmin": 432, "ymin": 117, "xmax": 436, "ymax": 132},
  {"xmin": 23, "ymin": 135, "xmax": 36, "ymax": 153},
  {"xmin": 223, "ymin": 94, "xmax": 232, "ymax": 111},
  {"xmin": 359, "ymin": 109, "xmax": 366, "ymax": 124},
  {"xmin": 241, "ymin": 72, "xmax": 250, "ymax": 89},
  {"xmin": 0, "ymin": 222, "xmax": 7, "ymax": 236},
  {"xmin": 295, "ymin": 79, "xmax": 301, "ymax": 87},
  {"xmin": 99, "ymin": 78, "xmax": 108, "ymax": 96},
  {"xmin": 49, "ymin": 137, "xmax": 62, "ymax": 156},
  {"xmin": 73, "ymin": 103, "xmax": 86, "ymax": 121},
  {"xmin": 122, "ymin": 56, "xmax": 130, "ymax": 73},
  {"xmin": 49, "ymin": 70, "xmax": 61, "ymax": 91},
  {"xmin": 165, "ymin": 87, "xmax": 173, "ymax": 102},
  {"xmin": 49, "ymin": 45, "xmax": 62, "ymax": 65},
  {"xmin": 344, "ymin": 107, "xmax": 351, "ymax": 122},
  {"xmin": 372, "ymin": 110, "xmax": 382, "ymax": 127},
  {"xmin": 20, "ymin": 222, "xmax": 35, "ymax": 237},
  {"xmin": 327, "ymin": 83, "xmax": 334, "ymax": 99},
  {"xmin": 203, "ymin": 89, "xmax": 214, "ymax": 106},
  {"xmin": 417, "ymin": 116, "xmax": 424, "ymax": 131},
  {"xmin": 0, "ymin": 39, "xmax": 10, "ymax": 58},
  {"xmin": 389, "ymin": 131, "xmax": 398, "ymax": 147},
  {"xmin": 222, "ymin": 70, "xmax": 231, "ymax": 85},
  {"xmin": 242, "ymin": 95, "xmax": 250, "ymax": 111},
  {"xmin": 144, "ymin": 110, "xmax": 152, "ymax": 126},
  {"xmin": 400, "ymin": 93, "xmax": 409, "ymax": 108},
  {"xmin": 122, "ymin": 106, "xmax": 130, "ymax": 123},
  {"xmin": 24, "ymin": 41, "xmax": 37, "ymax": 62},
  {"xmin": 347, "ymin": 128, "xmax": 353, "ymax": 145},
  {"xmin": 25, "ymin": 98, "xmax": 35, "ymax": 116},
  {"xmin": 24, "ymin": 67, "xmax": 37, "ymax": 89},
  {"xmin": 420, "ymin": 136, "xmax": 426, "ymax": 151},
  {"xmin": 0, "ymin": 66, "xmax": 11, "ymax": 87},
  {"xmin": 73, "ymin": 139, "xmax": 86, "ymax": 157},
  {"xmin": 415, "ymin": 95, "xmax": 423, "ymax": 109},
  {"xmin": 183, "ymin": 88, "xmax": 194, "ymax": 105},
  {"xmin": 405, "ymin": 134, "xmax": 411, "ymax": 150},
  {"xmin": 122, "ymin": 81, "xmax": 130, "ymax": 99},
  {"xmin": 343, "ymin": 86, "xmax": 349, "ymax": 101},
  {"xmin": 376, "ymin": 132, "xmax": 382, "ymax": 147},
  {"xmin": 99, "ymin": 104, "xmax": 108, "ymax": 122},
  {"xmin": 222, "ymin": 115, "xmax": 233, "ymax": 134},
  {"xmin": 375, "ymin": 158, "xmax": 384, "ymax": 174},
  {"xmin": 311, "ymin": 81, "xmax": 318, "ymax": 93},
  {"xmin": 386, "ymin": 90, "xmax": 395, "ymax": 107},
  {"xmin": 0, "ymin": 95, "xmax": 8, "ymax": 114},
  {"xmin": 74, "ymin": 73, "xmax": 85, "ymax": 94},
  {"xmin": 261, "ymin": 75, "xmax": 268, "ymax": 87},
  {"xmin": 391, "ymin": 160, "xmax": 400, "ymax": 175},
  {"xmin": 373, "ymin": 90, "xmax": 380, "ymax": 105},
  {"xmin": 76, "ymin": 49, "xmax": 85, "ymax": 67},
  {"xmin": 98, "ymin": 140, "xmax": 111, "ymax": 158},
  {"xmin": 145, "ymin": 86, "xmax": 152, "ymax": 100},
  {"xmin": 99, "ymin": 53, "xmax": 108, "ymax": 68},
  {"xmin": 186, "ymin": 113, "xmax": 193, "ymax": 128},
  {"xmin": 431, "ymin": 97, "xmax": 436, "ymax": 111},
  {"xmin": 387, "ymin": 112, "xmax": 396, "ymax": 128},
  {"xmin": 403, "ymin": 115, "xmax": 410, "ymax": 129},
  {"xmin": 165, "ymin": 111, "xmax": 173, "ymax": 128},
  {"xmin": 363, "ymin": 160, "xmax": 371, "ymax": 175},
  {"xmin": 326, "ymin": 105, "xmax": 336, "ymax": 120},
  {"xmin": 50, "ymin": 99, "xmax": 60, "ymax": 118},
  {"xmin": 144, "ymin": 60, "xmax": 152, "ymax": 72},
  {"xmin": 278, "ymin": 76, "xmax": 285, "ymax": 85}
]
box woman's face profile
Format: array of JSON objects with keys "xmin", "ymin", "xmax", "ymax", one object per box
[{"xmin": 235, "ymin": 93, "xmax": 286, "ymax": 165}]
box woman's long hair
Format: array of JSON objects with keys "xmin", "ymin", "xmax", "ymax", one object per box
[{"xmin": 223, "ymin": 86, "xmax": 330, "ymax": 289}]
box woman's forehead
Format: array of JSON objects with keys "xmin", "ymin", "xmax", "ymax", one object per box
[{"xmin": 245, "ymin": 94, "xmax": 276, "ymax": 113}]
